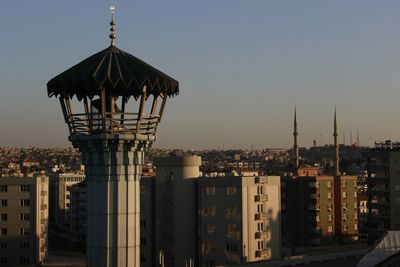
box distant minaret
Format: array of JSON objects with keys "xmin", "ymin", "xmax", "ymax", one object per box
[
  {"xmin": 333, "ymin": 108, "xmax": 339, "ymax": 176},
  {"xmin": 357, "ymin": 129, "xmax": 360, "ymax": 146},
  {"xmin": 293, "ymin": 106, "xmax": 299, "ymax": 168},
  {"xmin": 350, "ymin": 130, "xmax": 353, "ymax": 146}
]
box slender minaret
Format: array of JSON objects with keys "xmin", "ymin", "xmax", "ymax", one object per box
[
  {"xmin": 333, "ymin": 108, "xmax": 339, "ymax": 176},
  {"xmin": 293, "ymin": 106, "xmax": 299, "ymax": 168}
]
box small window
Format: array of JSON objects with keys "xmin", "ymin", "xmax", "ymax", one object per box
[
  {"xmin": 342, "ymin": 192, "xmax": 347, "ymax": 198},
  {"xmin": 206, "ymin": 224, "xmax": 215, "ymax": 234},
  {"xmin": 342, "ymin": 181, "xmax": 347, "ymax": 188},
  {"xmin": 0, "ymin": 214, "xmax": 7, "ymax": 221},
  {"xmin": 0, "ymin": 185, "xmax": 7, "ymax": 192},
  {"xmin": 226, "ymin": 186, "xmax": 237, "ymax": 196},
  {"xmin": 328, "ymin": 192, "xmax": 332, "ymax": 199},
  {"xmin": 0, "ymin": 228, "xmax": 7, "ymax": 236},
  {"xmin": 328, "ymin": 226, "xmax": 333, "ymax": 232},
  {"xmin": 20, "ymin": 213, "xmax": 30, "ymax": 221},
  {"xmin": 20, "ymin": 185, "xmax": 30, "ymax": 192},
  {"xmin": 0, "ymin": 243, "xmax": 7, "ymax": 250},
  {"xmin": 19, "ymin": 228, "xmax": 30, "ymax": 236},
  {"xmin": 205, "ymin": 186, "xmax": 216, "ymax": 196},
  {"xmin": 20, "ymin": 199, "xmax": 30, "ymax": 207},
  {"xmin": 226, "ymin": 224, "xmax": 237, "ymax": 234},
  {"xmin": 0, "ymin": 200, "xmax": 7, "ymax": 207},
  {"xmin": 327, "ymin": 181, "xmax": 332, "ymax": 188}
]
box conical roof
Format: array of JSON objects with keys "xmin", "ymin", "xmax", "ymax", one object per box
[{"xmin": 47, "ymin": 45, "xmax": 179, "ymax": 100}]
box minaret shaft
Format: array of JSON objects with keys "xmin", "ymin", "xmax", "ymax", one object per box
[
  {"xmin": 333, "ymin": 109, "xmax": 339, "ymax": 176},
  {"xmin": 76, "ymin": 137, "xmax": 148, "ymax": 267},
  {"xmin": 293, "ymin": 107, "xmax": 299, "ymax": 169}
]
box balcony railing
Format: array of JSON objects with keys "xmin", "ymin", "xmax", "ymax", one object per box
[{"xmin": 66, "ymin": 112, "xmax": 161, "ymax": 137}]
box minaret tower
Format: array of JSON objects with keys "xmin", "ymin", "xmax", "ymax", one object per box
[
  {"xmin": 47, "ymin": 6, "xmax": 179, "ymax": 267},
  {"xmin": 333, "ymin": 108, "xmax": 339, "ymax": 176},
  {"xmin": 293, "ymin": 106, "xmax": 299, "ymax": 169}
]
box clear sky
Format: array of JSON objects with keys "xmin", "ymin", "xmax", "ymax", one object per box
[{"xmin": 1, "ymin": 1, "xmax": 400, "ymax": 149}]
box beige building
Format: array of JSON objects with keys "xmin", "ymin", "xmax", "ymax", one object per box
[
  {"xmin": 0, "ymin": 174, "xmax": 49, "ymax": 266},
  {"xmin": 198, "ymin": 175, "xmax": 281, "ymax": 266},
  {"xmin": 153, "ymin": 155, "xmax": 202, "ymax": 267}
]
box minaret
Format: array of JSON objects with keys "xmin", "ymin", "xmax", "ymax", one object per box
[
  {"xmin": 46, "ymin": 6, "xmax": 179, "ymax": 267},
  {"xmin": 293, "ymin": 106, "xmax": 299, "ymax": 168},
  {"xmin": 333, "ymin": 108, "xmax": 339, "ymax": 176}
]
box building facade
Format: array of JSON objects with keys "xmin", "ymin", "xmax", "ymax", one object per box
[
  {"xmin": 198, "ymin": 175, "xmax": 281, "ymax": 266},
  {"xmin": 0, "ymin": 174, "xmax": 49, "ymax": 266},
  {"xmin": 367, "ymin": 141, "xmax": 400, "ymax": 243},
  {"xmin": 282, "ymin": 172, "xmax": 358, "ymax": 246}
]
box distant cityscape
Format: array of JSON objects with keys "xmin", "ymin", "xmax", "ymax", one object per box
[{"xmin": 1, "ymin": 138, "xmax": 400, "ymax": 266}]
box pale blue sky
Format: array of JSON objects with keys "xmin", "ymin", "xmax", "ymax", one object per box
[{"xmin": 1, "ymin": 1, "xmax": 400, "ymax": 149}]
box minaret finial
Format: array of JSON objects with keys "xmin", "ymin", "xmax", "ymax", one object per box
[{"xmin": 109, "ymin": 5, "xmax": 116, "ymax": 46}]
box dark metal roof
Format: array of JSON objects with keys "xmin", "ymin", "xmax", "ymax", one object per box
[{"xmin": 47, "ymin": 45, "xmax": 179, "ymax": 100}]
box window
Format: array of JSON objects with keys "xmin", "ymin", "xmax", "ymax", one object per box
[
  {"xmin": 343, "ymin": 224, "xmax": 348, "ymax": 231},
  {"xmin": 226, "ymin": 186, "xmax": 237, "ymax": 196},
  {"xmin": 206, "ymin": 224, "xmax": 215, "ymax": 234},
  {"xmin": 140, "ymin": 186, "xmax": 146, "ymax": 194},
  {"xmin": 342, "ymin": 192, "xmax": 347, "ymax": 198},
  {"xmin": 342, "ymin": 181, "xmax": 347, "ymax": 188},
  {"xmin": 0, "ymin": 228, "xmax": 7, "ymax": 236},
  {"xmin": 342, "ymin": 214, "xmax": 348, "ymax": 221},
  {"xmin": 204, "ymin": 242, "xmax": 216, "ymax": 253},
  {"xmin": 0, "ymin": 214, "xmax": 7, "ymax": 221},
  {"xmin": 327, "ymin": 181, "xmax": 332, "ymax": 188},
  {"xmin": 354, "ymin": 181, "xmax": 357, "ymax": 187},
  {"xmin": 0, "ymin": 257, "xmax": 7, "ymax": 264},
  {"xmin": 226, "ymin": 224, "xmax": 237, "ymax": 234},
  {"xmin": 342, "ymin": 203, "xmax": 347, "ymax": 210},
  {"xmin": 20, "ymin": 199, "xmax": 30, "ymax": 207},
  {"xmin": 328, "ymin": 214, "xmax": 333, "ymax": 221},
  {"xmin": 203, "ymin": 205, "xmax": 216, "ymax": 216},
  {"xmin": 20, "ymin": 242, "xmax": 30, "ymax": 250},
  {"xmin": 20, "ymin": 213, "xmax": 30, "ymax": 221},
  {"xmin": 19, "ymin": 256, "xmax": 30, "ymax": 264},
  {"xmin": 205, "ymin": 186, "xmax": 216, "ymax": 196},
  {"xmin": 0, "ymin": 199, "xmax": 7, "ymax": 207},
  {"xmin": 225, "ymin": 205, "xmax": 237, "ymax": 217},
  {"xmin": 20, "ymin": 185, "xmax": 30, "ymax": 192},
  {"xmin": 354, "ymin": 202, "xmax": 358, "ymax": 208},
  {"xmin": 226, "ymin": 243, "xmax": 237, "ymax": 252},
  {"xmin": 328, "ymin": 226, "xmax": 333, "ymax": 233},
  {"xmin": 327, "ymin": 203, "xmax": 333, "ymax": 211},
  {"xmin": 355, "ymin": 224, "xmax": 358, "ymax": 230},
  {"xmin": 354, "ymin": 192, "xmax": 357, "ymax": 198},
  {"xmin": 19, "ymin": 228, "xmax": 30, "ymax": 236},
  {"xmin": 316, "ymin": 215, "xmax": 320, "ymax": 222},
  {"xmin": 328, "ymin": 192, "xmax": 332, "ymax": 199},
  {"xmin": 0, "ymin": 185, "xmax": 7, "ymax": 192},
  {"xmin": 0, "ymin": 243, "xmax": 7, "ymax": 250}
]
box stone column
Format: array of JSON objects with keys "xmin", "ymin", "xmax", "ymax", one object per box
[{"xmin": 74, "ymin": 135, "xmax": 148, "ymax": 267}]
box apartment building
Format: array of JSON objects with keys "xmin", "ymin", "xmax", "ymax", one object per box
[
  {"xmin": 282, "ymin": 171, "xmax": 358, "ymax": 246},
  {"xmin": 48, "ymin": 172, "xmax": 85, "ymax": 250},
  {"xmin": 367, "ymin": 141, "xmax": 400, "ymax": 243},
  {"xmin": 0, "ymin": 174, "xmax": 49, "ymax": 266},
  {"xmin": 198, "ymin": 175, "xmax": 281, "ymax": 266}
]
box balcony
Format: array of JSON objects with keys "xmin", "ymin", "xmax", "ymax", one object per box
[
  {"xmin": 255, "ymin": 231, "xmax": 269, "ymax": 239},
  {"xmin": 255, "ymin": 177, "xmax": 268, "ymax": 184},
  {"xmin": 254, "ymin": 195, "xmax": 268, "ymax": 202},
  {"xmin": 255, "ymin": 212, "xmax": 269, "ymax": 220}
]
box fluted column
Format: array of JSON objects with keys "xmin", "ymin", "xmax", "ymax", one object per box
[{"xmin": 75, "ymin": 136, "xmax": 149, "ymax": 267}]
